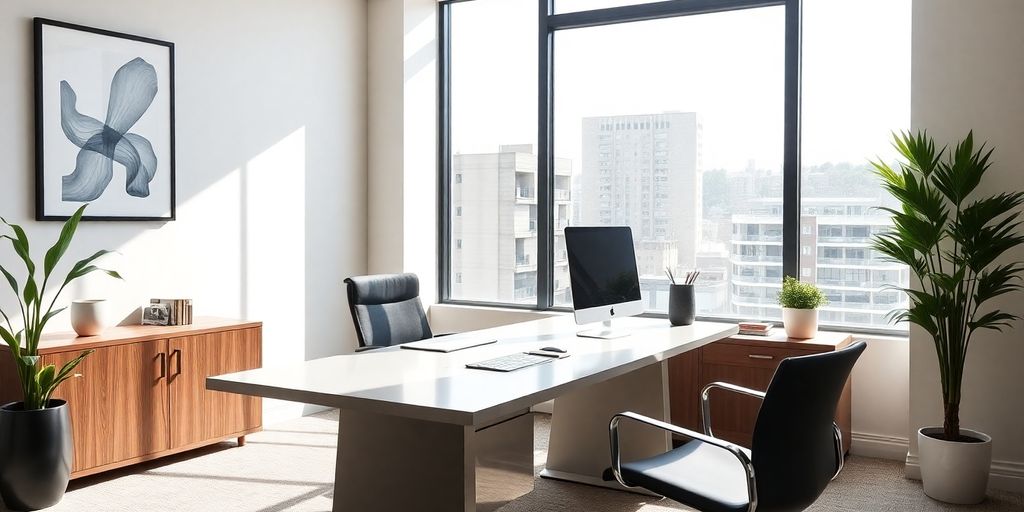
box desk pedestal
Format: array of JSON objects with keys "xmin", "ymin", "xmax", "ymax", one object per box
[
  {"xmin": 542, "ymin": 360, "xmax": 670, "ymax": 493},
  {"xmin": 334, "ymin": 409, "xmax": 533, "ymax": 512}
]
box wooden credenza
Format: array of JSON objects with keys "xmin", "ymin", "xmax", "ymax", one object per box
[
  {"xmin": 669, "ymin": 331, "xmax": 853, "ymax": 453},
  {"xmin": 0, "ymin": 317, "xmax": 262, "ymax": 479}
]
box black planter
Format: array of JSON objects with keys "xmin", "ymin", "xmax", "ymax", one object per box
[
  {"xmin": 0, "ymin": 400, "xmax": 73, "ymax": 511},
  {"xmin": 668, "ymin": 284, "xmax": 696, "ymax": 326}
]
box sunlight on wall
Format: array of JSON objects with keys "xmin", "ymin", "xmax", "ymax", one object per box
[{"xmin": 244, "ymin": 127, "xmax": 308, "ymax": 421}]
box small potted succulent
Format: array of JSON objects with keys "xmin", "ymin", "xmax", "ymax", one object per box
[{"xmin": 777, "ymin": 276, "xmax": 828, "ymax": 339}]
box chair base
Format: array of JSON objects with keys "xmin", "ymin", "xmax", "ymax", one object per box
[{"xmin": 540, "ymin": 468, "xmax": 661, "ymax": 497}]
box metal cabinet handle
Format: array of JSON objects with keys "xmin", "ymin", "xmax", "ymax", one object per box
[
  {"xmin": 748, "ymin": 354, "xmax": 774, "ymax": 360},
  {"xmin": 158, "ymin": 352, "xmax": 167, "ymax": 379}
]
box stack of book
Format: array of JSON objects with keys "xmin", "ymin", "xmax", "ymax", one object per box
[
  {"xmin": 150, "ymin": 298, "xmax": 193, "ymax": 326},
  {"xmin": 738, "ymin": 321, "xmax": 774, "ymax": 336}
]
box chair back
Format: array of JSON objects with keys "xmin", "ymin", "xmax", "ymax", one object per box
[
  {"xmin": 344, "ymin": 273, "xmax": 433, "ymax": 348},
  {"xmin": 751, "ymin": 341, "xmax": 866, "ymax": 512}
]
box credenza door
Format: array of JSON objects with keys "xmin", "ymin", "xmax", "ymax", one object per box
[
  {"xmin": 48, "ymin": 339, "xmax": 171, "ymax": 473},
  {"xmin": 168, "ymin": 328, "xmax": 262, "ymax": 449}
]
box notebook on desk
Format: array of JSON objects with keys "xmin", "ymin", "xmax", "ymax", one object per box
[{"xmin": 401, "ymin": 337, "xmax": 497, "ymax": 353}]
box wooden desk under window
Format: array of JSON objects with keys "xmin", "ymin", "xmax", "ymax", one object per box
[{"xmin": 668, "ymin": 330, "xmax": 854, "ymax": 453}]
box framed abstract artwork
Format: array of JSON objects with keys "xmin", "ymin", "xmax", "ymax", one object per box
[{"xmin": 34, "ymin": 18, "xmax": 175, "ymax": 221}]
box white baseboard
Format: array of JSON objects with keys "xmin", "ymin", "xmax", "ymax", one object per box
[
  {"xmin": 850, "ymin": 431, "xmax": 910, "ymax": 460},
  {"xmin": 906, "ymin": 454, "xmax": 1024, "ymax": 493}
]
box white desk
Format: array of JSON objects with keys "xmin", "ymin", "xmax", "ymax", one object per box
[{"xmin": 207, "ymin": 315, "xmax": 737, "ymax": 512}]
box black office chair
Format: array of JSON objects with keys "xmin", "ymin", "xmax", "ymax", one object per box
[
  {"xmin": 344, "ymin": 273, "xmax": 434, "ymax": 352},
  {"xmin": 609, "ymin": 341, "xmax": 866, "ymax": 512}
]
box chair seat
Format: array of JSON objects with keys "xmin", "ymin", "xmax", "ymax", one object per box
[{"xmin": 621, "ymin": 440, "xmax": 752, "ymax": 512}]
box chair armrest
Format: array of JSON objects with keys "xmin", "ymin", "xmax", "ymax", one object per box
[
  {"xmin": 608, "ymin": 411, "xmax": 757, "ymax": 511},
  {"xmin": 701, "ymin": 382, "xmax": 766, "ymax": 437},
  {"xmin": 355, "ymin": 345, "xmax": 387, "ymax": 353},
  {"xmin": 832, "ymin": 422, "xmax": 844, "ymax": 480}
]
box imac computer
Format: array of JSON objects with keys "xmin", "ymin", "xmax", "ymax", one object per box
[{"xmin": 564, "ymin": 226, "xmax": 643, "ymax": 339}]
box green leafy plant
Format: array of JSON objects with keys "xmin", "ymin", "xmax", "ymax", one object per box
[
  {"xmin": 777, "ymin": 276, "xmax": 828, "ymax": 309},
  {"xmin": 871, "ymin": 131, "xmax": 1024, "ymax": 442},
  {"xmin": 0, "ymin": 205, "xmax": 122, "ymax": 410}
]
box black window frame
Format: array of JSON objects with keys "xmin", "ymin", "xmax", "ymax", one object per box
[{"xmin": 438, "ymin": 0, "xmax": 897, "ymax": 329}]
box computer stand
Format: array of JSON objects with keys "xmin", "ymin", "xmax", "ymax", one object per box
[{"xmin": 576, "ymin": 320, "xmax": 631, "ymax": 340}]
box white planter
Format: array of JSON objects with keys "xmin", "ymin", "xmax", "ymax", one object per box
[
  {"xmin": 918, "ymin": 427, "xmax": 992, "ymax": 504},
  {"xmin": 70, "ymin": 300, "xmax": 106, "ymax": 337},
  {"xmin": 781, "ymin": 307, "xmax": 817, "ymax": 338}
]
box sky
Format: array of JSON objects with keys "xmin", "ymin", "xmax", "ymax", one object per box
[{"xmin": 449, "ymin": 0, "xmax": 912, "ymax": 174}]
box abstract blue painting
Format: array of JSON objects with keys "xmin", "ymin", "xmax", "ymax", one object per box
[
  {"xmin": 35, "ymin": 18, "xmax": 175, "ymax": 221},
  {"xmin": 60, "ymin": 57, "xmax": 159, "ymax": 201}
]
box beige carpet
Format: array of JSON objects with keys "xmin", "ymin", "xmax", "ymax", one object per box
[{"xmin": 5, "ymin": 411, "xmax": 1021, "ymax": 512}]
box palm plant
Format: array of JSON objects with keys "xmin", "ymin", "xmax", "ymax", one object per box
[
  {"xmin": 0, "ymin": 205, "xmax": 122, "ymax": 410},
  {"xmin": 871, "ymin": 131, "xmax": 1024, "ymax": 442}
]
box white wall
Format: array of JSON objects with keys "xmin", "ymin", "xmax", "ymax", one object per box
[
  {"xmin": 908, "ymin": 0, "xmax": 1024, "ymax": 492},
  {"xmin": 0, "ymin": 0, "xmax": 367, "ymax": 424},
  {"xmin": 367, "ymin": 0, "xmax": 438, "ymax": 304}
]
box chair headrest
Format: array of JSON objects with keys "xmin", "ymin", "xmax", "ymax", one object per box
[{"xmin": 345, "ymin": 273, "xmax": 421, "ymax": 305}]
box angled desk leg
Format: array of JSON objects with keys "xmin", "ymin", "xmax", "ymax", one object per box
[
  {"xmin": 541, "ymin": 360, "xmax": 670, "ymax": 493},
  {"xmin": 333, "ymin": 409, "xmax": 533, "ymax": 512}
]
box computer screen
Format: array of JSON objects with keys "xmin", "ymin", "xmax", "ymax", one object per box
[{"xmin": 564, "ymin": 226, "xmax": 642, "ymax": 311}]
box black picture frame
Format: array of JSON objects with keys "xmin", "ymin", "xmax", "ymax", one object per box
[{"xmin": 34, "ymin": 18, "xmax": 176, "ymax": 221}]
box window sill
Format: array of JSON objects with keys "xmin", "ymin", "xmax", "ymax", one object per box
[{"xmin": 433, "ymin": 300, "xmax": 910, "ymax": 341}]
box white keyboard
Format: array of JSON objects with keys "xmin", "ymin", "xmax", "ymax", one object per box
[{"xmin": 466, "ymin": 353, "xmax": 556, "ymax": 372}]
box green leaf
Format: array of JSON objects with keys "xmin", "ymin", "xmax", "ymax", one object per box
[
  {"xmin": 974, "ymin": 263, "xmax": 1024, "ymax": 307},
  {"xmin": 43, "ymin": 205, "xmax": 87, "ymax": 279},
  {"xmin": 0, "ymin": 325, "xmax": 20, "ymax": 360},
  {"xmin": 0, "ymin": 263, "xmax": 18, "ymax": 297},
  {"xmin": 37, "ymin": 306, "xmax": 67, "ymax": 333},
  {"xmin": 969, "ymin": 310, "xmax": 1019, "ymax": 332},
  {"xmin": 64, "ymin": 265, "xmax": 123, "ymax": 286},
  {"xmin": 22, "ymin": 276, "xmax": 37, "ymax": 309},
  {"xmin": 35, "ymin": 364, "xmax": 56, "ymax": 397},
  {"xmin": 1, "ymin": 219, "xmax": 35, "ymax": 277},
  {"xmin": 51, "ymin": 350, "xmax": 93, "ymax": 389}
]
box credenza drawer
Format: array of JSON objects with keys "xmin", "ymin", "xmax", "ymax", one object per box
[{"xmin": 702, "ymin": 341, "xmax": 822, "ymax": 369}]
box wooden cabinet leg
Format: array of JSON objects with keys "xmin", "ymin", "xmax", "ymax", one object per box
[{"xmin": 237, "ymin": 435, "xmax": 246, "ymax": 447}]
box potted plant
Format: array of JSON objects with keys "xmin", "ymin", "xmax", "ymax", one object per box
[
  {"xmin": 871, "ymin": 131, "xmax": 1024, "ymax": 504},
  {"xmin": 777, "ymin": 276, "xmax": 827, "ymax": 338},
  {"xmin": 0, "ymin": 205, "xmax": 121, "ymax": 511}
]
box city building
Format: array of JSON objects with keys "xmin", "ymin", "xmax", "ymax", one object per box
[
  {"xmin": 451, "ymin": 145, "xmax": 573, "ymax": 304},
  {"xmin": 730, "ymin": 197, "xmax": 911, "ymax": 327},
  {"xmin": 577, "ymin": 112, "xmax": 702, "ymax": 277}
]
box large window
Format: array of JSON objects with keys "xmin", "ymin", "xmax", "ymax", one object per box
[
  {"xmin": 446, "ymin": 0, "xmax": 537, "ymax": 304},
  {"xmin": 799, "ymin": 0, "xmax": 911, "ymax": 329},
  {"xmin": 440, "ymin": 0, "xmax": 910, "ymax": 332}
]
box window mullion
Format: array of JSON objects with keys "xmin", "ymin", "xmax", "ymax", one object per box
[
  {"xmin": 782, "ymin": 0, "xmax": 802, "ymax": 279},
  {"xmin": 537, "ymin": 0, "xmax": 554, "ymax": 309}
]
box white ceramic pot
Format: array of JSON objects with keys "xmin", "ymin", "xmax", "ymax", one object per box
[
  {"xmin": 918, "ymin": 427, "xmax": 992, "ymax": 504},
  {"xmin": 781, "ymin": 307, "xmax": 817, "ymax": 338},
  {"xmin": 70, "ymin": 300, "xmax": 106, "ymax": 337}
]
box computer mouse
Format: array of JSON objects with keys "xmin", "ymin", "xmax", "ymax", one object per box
[{"xmin": 540, "ymin": 346, "xmax": 567, "ymax": 353}]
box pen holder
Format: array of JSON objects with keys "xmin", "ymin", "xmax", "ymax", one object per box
[{"xmin": 668, "ymin": 284, "xmax": 695, "ymax": 326}]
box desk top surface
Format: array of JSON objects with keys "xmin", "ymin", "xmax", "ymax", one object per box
[{"xmin": 207, "ymin": 316, "xmax": 737, "ymax": 425}]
